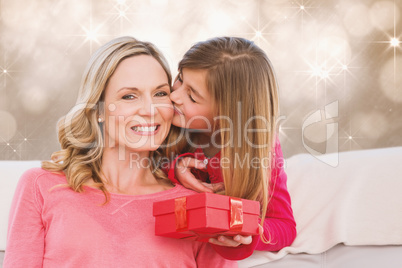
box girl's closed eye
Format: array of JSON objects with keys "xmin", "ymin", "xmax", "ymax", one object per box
[
  {"xmin": 188, "ymin": 92, "xmax": 196, "ymax": 103},
  {"xmin": 177, "ymin": 73, "xmax": 183, "ymax": 83}
]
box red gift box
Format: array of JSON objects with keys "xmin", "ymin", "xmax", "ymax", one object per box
[{"xmin": 153, "ymin": 192, "xmax": 260, "ymax": 241}]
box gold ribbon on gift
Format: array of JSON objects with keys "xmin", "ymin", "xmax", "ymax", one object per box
[
  {"xmin": 174, "ymin": 195, "xmax": 244, "ymax": 233},
  {"xmin": 175, "ymin": 197, "xmax": 187, "ymax": 231},
  {"xmin": 229, "ymin": 197, "xmax": 244, "ymax": 232}
]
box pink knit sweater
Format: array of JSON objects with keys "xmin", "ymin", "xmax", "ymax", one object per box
[{"xmin": 4, "ymin": 168, "xmax": 236, "ymax": 268}]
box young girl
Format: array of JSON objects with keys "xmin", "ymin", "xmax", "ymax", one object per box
[{"xmin": 164, "ymin": 37, "xmax": 296, "ymax": 260}]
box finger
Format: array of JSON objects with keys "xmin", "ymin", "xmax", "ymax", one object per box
[
  {"xmin": 185, "ymin": 180, "xmax": 213, "ymax": 193},
  {"xmin": 176, "ymin": 168, "xmax": 213, "ymax": 193},
  {"xmin": 208, "ymin": 236, "xmax": 241, "ymax": 247},
  {"xmin": 179, "ymin": 157, "xmax": 207, "ymax": 170},
  {"xmin": 211, "ymin": 182, "xmax": 225, "ymax": 192},
  {"xmin": 201, "ymin": 182, "xmax": 215, "ymax": 191},
  {"xmin": 200, "ymin": 182, "xmax": 225, "ymax": 193},
  {"xmin": 208, "ymin": 238, "xmax": 227, "ymax": 246},
  {"xmin": 233, "ymin": 235, "xmax": 252, "ymax": 245}
]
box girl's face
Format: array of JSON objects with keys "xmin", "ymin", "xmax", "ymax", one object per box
[
  {"xmin": 170, "ymin": 68, "xmax": 215, "ymax": 131},
  {"xmin": 103, "ymin": 55, "xmax": 173, "ymax": 152}
]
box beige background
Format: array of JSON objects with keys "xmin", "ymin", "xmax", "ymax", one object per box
[{"xmin": 0, "ymin": 0, "xmax": 401, "ymax": 161}]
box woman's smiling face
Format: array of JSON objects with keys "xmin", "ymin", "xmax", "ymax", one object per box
[
  {"xmin": 102, "ymin": 55, "xmax": 173, "ymax": 152},
  {"xmin": 169, "ymin": 68, "xmax": 215, "ymax": 131}
]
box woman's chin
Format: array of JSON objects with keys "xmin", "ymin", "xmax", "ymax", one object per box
[{"xmin": 125, "ymin": 143, "xmax": 161, "ymax": 152}]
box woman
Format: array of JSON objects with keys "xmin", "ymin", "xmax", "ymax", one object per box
[{"xmin": 4, "ymin": 36, "xmax": 235, "ymax": 267}]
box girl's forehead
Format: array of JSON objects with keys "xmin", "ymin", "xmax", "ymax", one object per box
[
  {"xmin": 182, "ymin": 68, "xmax": 211, "ymax": 98},
  {"xmin": 182, "ymin": 69, "xmax": 208, "ymax": 86}
]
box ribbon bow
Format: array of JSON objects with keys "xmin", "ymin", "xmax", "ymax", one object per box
[{"xmin": 174, "ymin": 196, "xmax": 244, "ymax": 232}]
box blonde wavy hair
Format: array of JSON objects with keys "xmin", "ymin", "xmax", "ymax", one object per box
[
  {"xmin": 42, "ymin": 36, "xmax": 172, "ymax": 202},
  {"xmin": 166, "ymin": 37, "xmax": 279, "ymax": 243}
]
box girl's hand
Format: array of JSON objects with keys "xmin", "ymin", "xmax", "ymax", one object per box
[
  {"xmin": 208, "ymin": 225, "xmax": 263, "ymax": 247},
  {"xmin": 175, "ymin": 157, "xmax": 224, "ymax": 193},
  {"xmin": 208, "ymin": 235, "xmax": 252, "ymax": 247}
]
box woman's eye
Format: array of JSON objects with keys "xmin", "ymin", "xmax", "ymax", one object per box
[
  {"xmin": 122, "ymin": 94, "xmax": 136, "ymax": 100},
  {"xmin": 155, "ymin": 91, "xmax": 168, "ymax": 97}
]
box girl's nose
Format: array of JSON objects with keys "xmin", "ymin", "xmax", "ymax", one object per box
[{"xmin": 170, "ymin": 84, "xmax": 183, "ymax": 105}]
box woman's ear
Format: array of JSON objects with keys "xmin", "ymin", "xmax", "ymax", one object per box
[{"xmin": 97, "ymin": 100, "xmax": 105, "ymax": 122}]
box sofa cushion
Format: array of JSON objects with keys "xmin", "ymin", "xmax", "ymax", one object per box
[
  {"xmin": 0, "ymin": 161, "xmax": 41, "ymax": 250},
  {"xmin": 240, "ymin": 146, "xmax": 402, "ymax": 266}
]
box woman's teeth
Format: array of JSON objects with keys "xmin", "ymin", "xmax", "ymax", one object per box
[{"xmin": 132, "ymin": 126, "xmax": 158, "ymax": 132}]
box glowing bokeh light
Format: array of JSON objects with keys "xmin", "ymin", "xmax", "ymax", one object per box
[
  {"xmin": 21, "ymin": 87, "xmax": 50, "ymax": 114},
  {"xmin": 0, "ymin": 0, "xmax": 401, "ymax": 160},
  {"xmin": 353, "ymin": 112, "xmax": 388, "ymax": 139},
  {"xmin": 207, "ymin": 10, "xmax": 233, "ymax": 34},
  {"xmin": 317, "ymin": 36, "xmax": 351, "ymax": 61},
  {"xmin": 343, "ymin": 4, "xmax": 373, "ymax": 37},
  {"xmin": 311, "ymin": 66, "xmax": 330, "ymax": 79},
  {"xmin": 85, "ymin": 29, "xmax": 98, "ymax": 42},
  {"xmin": 303, "ymin": 117, "xmax": 337, "ymax": 144},
  {"xmin": 390, "ymin": 37, "xmax": 400, "ymax": 47},
  {"xmin": 0, "ymin": 110, "xmax": 17, "ymax": 143},
  {"xmin": 150, "ymin": 0, "xmax": 169, "ymax": 8},
  {"xmin": 379, "ymin": 57, "xmax": 402, "ymax": 103},
  {"xmin": 369, "ymin": 1, "xmax": 400, "ymax": 31}
]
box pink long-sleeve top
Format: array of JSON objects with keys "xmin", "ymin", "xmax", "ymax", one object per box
[
  {"xmin": 166, "ymin": 139, "xmax": 297, "ymax": 260},
  {"xmin": 4, "ymin": 168, "xmax": 236, "ymax": 268}
]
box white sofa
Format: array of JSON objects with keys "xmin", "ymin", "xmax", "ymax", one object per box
[
  {"xmin": 1, "ymin": 147, "xmax": 402, "ymax": 267},
  {"xmin": 238, "ymin": 146, "xmax": 402, "ymax": 267}
]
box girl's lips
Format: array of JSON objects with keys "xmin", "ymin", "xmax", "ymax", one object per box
[{"xmin": 173, "ymin": 106, "xmax": 184, "ymax": 115}]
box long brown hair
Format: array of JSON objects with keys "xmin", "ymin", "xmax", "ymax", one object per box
[
  {"xmin": 42, "ymin": 36, "xmax": 172, "ymax": 202},
  {"xmin": 166, "ymin": 37, "xmax": 279, "ymax": 242}
]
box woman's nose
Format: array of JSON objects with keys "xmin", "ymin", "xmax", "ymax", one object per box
[{"xmin": 138, "ymin": 96, "xmax": 156, "ymax": 116}]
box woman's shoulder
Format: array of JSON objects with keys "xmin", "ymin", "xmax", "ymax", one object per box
[
  {"xmin": 19, "ymin": 167, "xmax": 66, "ymax": 189},
  {"xmin": 12, "ymin": 168, "xmax": 67, "ymax": 207},
  {"xmin": 21, "ymin": 167, "xmax": 64, "ymax": 179}
]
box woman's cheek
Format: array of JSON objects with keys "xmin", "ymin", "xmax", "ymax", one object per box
[{"xmin": 160, "ymin": 106, "xmax": 174, "ymax": 123}]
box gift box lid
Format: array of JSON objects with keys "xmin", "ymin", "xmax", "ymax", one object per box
[{"xmin": 153, "ymin": 192, "xmax": 260, "ymax": 216}]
